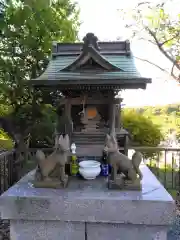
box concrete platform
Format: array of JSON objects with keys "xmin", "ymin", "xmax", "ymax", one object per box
[{"xmin": 0, "ymin": 164, "xmax": 176, "ymax": 240}]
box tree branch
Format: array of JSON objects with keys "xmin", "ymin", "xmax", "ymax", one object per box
[
  {"xmin": 137, "ymin": 2, "xmax": 151, "ymax": 7},
  {"xmin": 134, "ymin": 56, "xmax": 169, "ymax": 72},
  {"xmin": 160, "ymin": 33, "xmax": 179, "ymax": 47},
  {"xmin": 170, "ymin": 62, "xmax": 180, "ymax": 81},
  {"xmin": 135, "ymin": 56, "xmax": 180, "ymax": 81},
  {"xmin": 171, "ymin": 62, "xmax": 175, "ymax": 75},
  {"xmin": 138, "ymin": 37, "xmax": 156, "ymax": 45},
  {"xmin": 146, "ymin": 27, "xmax": 180, "ymax": 71}
]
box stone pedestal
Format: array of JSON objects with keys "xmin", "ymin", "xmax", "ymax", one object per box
[{"xmin": 0, "ymin": 164, "xmax": 175, "ymax": 240}]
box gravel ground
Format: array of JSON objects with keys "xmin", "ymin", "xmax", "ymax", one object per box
[
  {"xmin": 0, "ymin": 220, "xmax": 9, "ymax": 240},
  {"xmin": 167, "ymin": 214, "xmax": 180, "ymax": 240}
]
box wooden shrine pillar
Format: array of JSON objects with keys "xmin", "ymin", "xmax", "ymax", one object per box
[
  {"xmin": 65, "ymin": 98, "xmax": 71, "ymax": 121},
  {"xmin": 108, "ymin": 92, "xmax": 116, "ymax": 136},
  {"xmin": 115, "ymin": 98, "xmax": 123, "ymax": 132},
  {"xmin": 64, "ymin": 98, "xmax": 73, "ymax": 137},
  {"xmin": 109, "ymin": 102, "xmax": 116, "ymax": 136}
]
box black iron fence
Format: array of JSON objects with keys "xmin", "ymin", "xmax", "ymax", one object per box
[
  {"xmin": 130, "ymin": 147, "xmax": 180, "ymax": 197},
  {"xmin": 0, "ymin": 147, "xmax": 180, "ymax": 197},
  {"xmin": 0, "ymin": 148, "xmax": 53, "ymax": 194},
  {"xmin": 0, "ymin": 150, "xmax": 15, "ymax": 194}
]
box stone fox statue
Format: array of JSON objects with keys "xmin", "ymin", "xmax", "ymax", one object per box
[
  {"xmin": 35, "ymin": 134, "xmax": 70, "ymax": 187},
  {"xmin": 104, "ymin": 134, "xmax": 143, "ymax": 182}
]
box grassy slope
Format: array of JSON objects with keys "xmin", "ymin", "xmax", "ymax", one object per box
[{"xmin": 149, "ymin": 165, "xmax": 178, "ymax": 199}]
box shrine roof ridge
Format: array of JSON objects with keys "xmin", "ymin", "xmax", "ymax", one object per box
[{"xmin": 52, "ymin": 40, "xmax": 131, "ymax": 56}]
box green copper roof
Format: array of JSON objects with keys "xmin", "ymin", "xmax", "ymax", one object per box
[
  {"xmin": 35, "ymin": 54, "xmax": 147, "ymax": 81},
  {"xmin": 30, "ymin": 33, "xmax": 151, "ymax": 89}
]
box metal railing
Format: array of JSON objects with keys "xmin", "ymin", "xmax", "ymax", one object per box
[
  {"xmin": 0, "ymin": 146, "xmax": 180, "ymax": 196},
  {"xmin": 130, "ymin": 147, "xmax": 180, "ymax": 194},
  {"xmin": 0, "ymin": 148, "xmax": 53, "ymax": 194}
]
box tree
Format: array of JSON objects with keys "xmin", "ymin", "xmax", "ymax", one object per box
[
  {"xmin": 0, "ymin": 0, "xmax": 79, "ymax": 105},
  {"xmin": 0, "ymin": 0, "xmax": 80, "ymax": 147},
  {"xmin": 122, "ymin": 109, "xmax": 163, "ymax": 146},
  {"xmin": 0, "ymin": 128, "xmax": 14, "ymax": 149},
  {"xmin": 30, "ymin": 104, "xmax": 58, "ymax": 148},
  {"xmin": 123, "ymin": 104, "xmax": 180, "ymax": 144},
  {"xmin": 119, "ymin": 0, "xmax": 180, "ymax": 80}
]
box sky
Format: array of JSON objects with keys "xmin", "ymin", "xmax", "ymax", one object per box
[{"xmin": 76, "ymin": 0, "xmax": 180, "ymax": 107}]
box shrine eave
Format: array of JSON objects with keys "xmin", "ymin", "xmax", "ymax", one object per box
[{"xmin": 29, "ymin": 78, "xmax": 151, "ymax": 90}]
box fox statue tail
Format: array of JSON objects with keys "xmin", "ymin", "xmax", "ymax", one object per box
[
  {"xmin": 131, "ymin": 151, "xmax": 143, "ymax": 180},
  {"xmin": 36, "ymin": 150, "xmax": 46, "ymax": 162}
]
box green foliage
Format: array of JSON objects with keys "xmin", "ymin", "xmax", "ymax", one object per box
[
  {"xmin": 0, "ymin": 139, "xmax": 14, "ymax": 150},
  {"xmin": 0, "ymin": 104, "xmax": 12, "ymax": 116},
  {"xmin": 0, "ymin": 104, "xmax": 14, "ymax": 149},
  {"xmin": 175, "ymin": 126, "xmax": 180, "ymax": 141},
  {"xmin": 122, "ymin": 109, "xmax": 163, "ymax": 146},
  {"xmin": 0, "ymin": 128, "xmax": 11, "ymax": 139},
  {"xmin": 3, "ymin": 102, "xmax": 58, "ymax": 147},
  {"xmin": 0, "ymin": 0, "xmax": 80, "ymax": 142},
  {"xmin": 0, "ymin": 0, "xmax": 80, "ymax": 106},
  {"xmin": 126, "ymin": 103, "xmax": 180, "ymax": 139},
  {"xmin": 0, "ymin": 128, "xmax": 14, "ymax": 149},
  {"xmin": 30, "ymin": 104, "xmax": 58, "ymax": 147}
]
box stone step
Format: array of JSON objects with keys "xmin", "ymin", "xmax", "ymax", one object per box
[
  {"xmin": 81, "ymin": 129, "xmax": 100, "ymax": 131},
  {"xmin": 73, "ymin": 132, "xmax": 107, "ymax": 135},
  {"xmin": 72, "ymin": 133, "xmax": 105, "ymax": 145},
  {"xmin": 72, "ymin": 133, "xmax": 105, "ymax": 137},
  {"xmin": 72, "ymin": 142, "xmax": 104, "ymax": 145},
  {"xmin": 75, "ymin": 145, "xmax": 104, "ymax": 157},
  {"xmin": 72, "ymin": 136, "xmax": 104, "ymax": 140},
  {"xmin": 72, "ymin": 137, "xmax": 105, "ymax": 143},
  {"xmin": 82, "ymin": 127, "xmax": 98, "ymax": 130},
  {"xmin": 72, "ymin": 132, "xmax": 106, "ymax": 146},
  {"xmin": 72, "ymin": 138, "xmax": 105, "ymax": 142}
]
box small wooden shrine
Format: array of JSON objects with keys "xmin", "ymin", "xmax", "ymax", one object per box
[{"xmin": 30, "ymin": 33, "xmax": 151, "ymax": 156}]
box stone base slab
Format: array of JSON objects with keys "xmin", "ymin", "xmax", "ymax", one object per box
[
  {"xmin": 0, "ymin": 164, "xmax": 176, "ymax": 240},
  {"xmin": 10, "ymin": 220, "xmax": 85, "ymax": 240},
  {"xmin": 87, "ymin": 222, "xmax": 167, "ymax": 240},
  {"xmin": 10, "ymin": 220, "xmax": 168, "ymax": 240}
]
